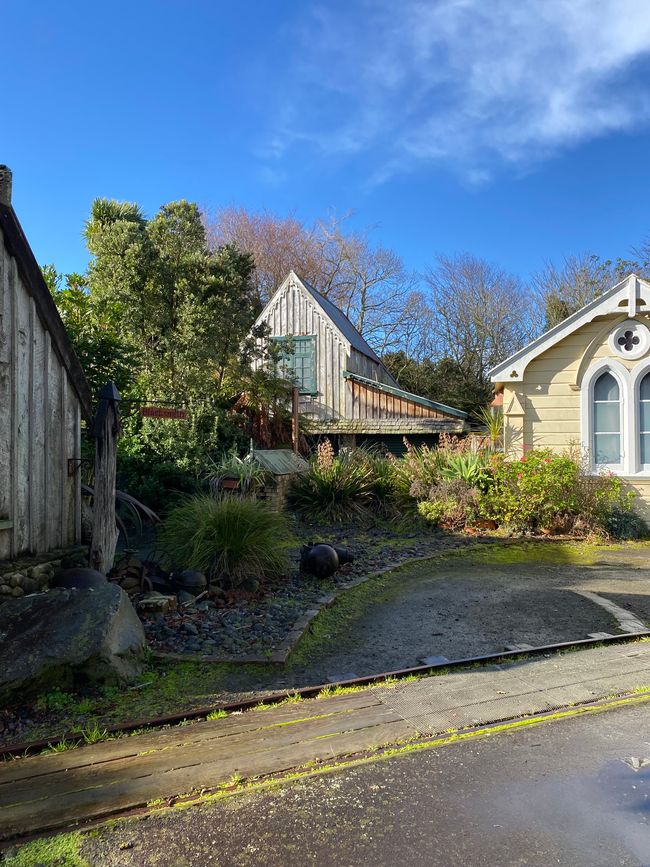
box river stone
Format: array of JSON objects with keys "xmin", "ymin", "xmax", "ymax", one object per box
[{"xmin": 0, "ymin": 584, "xmax": 146, "ymax": 703}]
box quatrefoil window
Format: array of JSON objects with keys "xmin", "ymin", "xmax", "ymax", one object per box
[
  {"xmin": 618, "ymin": 330, "xmax": 640, "ymax": 352},
  {"xmin": 608, "ymin": 320, "xmax": 650, "ymax": 361}
]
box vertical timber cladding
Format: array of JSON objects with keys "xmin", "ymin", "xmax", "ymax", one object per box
[
  {"xmin": 343, "ymin": 377, "xmax": 445, "ymax": 421},
  {"xmin": 258, "ymin": 279, "xmax": 350, "ymax": 419},
  {"xmin": 0, "ymin": 226, "xmax": 83, "ymax": 558},
  {"xmin": 0, "ymin": 229, "xmax": 12, "ymax": 560}
]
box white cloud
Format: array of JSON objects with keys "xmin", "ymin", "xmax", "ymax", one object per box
[{"xmin": 264, "ymin": 0, "xmax": 650, "ymax": 182}]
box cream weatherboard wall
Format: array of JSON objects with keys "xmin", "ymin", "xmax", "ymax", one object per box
[{"xmin": 493, "ymin": 276, "xmax": 650, "ymax": 522}]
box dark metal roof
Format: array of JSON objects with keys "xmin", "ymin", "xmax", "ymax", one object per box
[
  {"xmin": 300, "ymin": 278, "xmax": 383, "ymax": 365},
  {"xmin": 252, "ymin": 449, "xmax": 310, "ymax": 475},
  {"xmin": 0, "ymin": 203, "xmax": 93, "ymax": 419}
]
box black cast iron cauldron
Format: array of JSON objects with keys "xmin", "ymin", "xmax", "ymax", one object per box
[
  {"xmin": 172, "ymin": 570, "xmax": 208, "ymax": 596},
  {"xmin": 300, "ymin": 544, "xmax": 340, "ymax": 579}
]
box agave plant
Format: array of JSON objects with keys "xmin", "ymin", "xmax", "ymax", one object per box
[{"xmin": 439, "ymin": 452, "xmax": 492, "ymax": 488}]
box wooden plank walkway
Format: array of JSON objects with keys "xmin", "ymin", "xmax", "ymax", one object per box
[
  {"xmin": 3, "ymin": 641, "xmax": 650, "ymax": 842},
  {"xmin": 0, "ymin": 691, "xmax": 417, "ymax": 840}
]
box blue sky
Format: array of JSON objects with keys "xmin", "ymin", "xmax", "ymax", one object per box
[{"xmin": 4, "ymin": 0, "xmax": 650, "ymax": 282}]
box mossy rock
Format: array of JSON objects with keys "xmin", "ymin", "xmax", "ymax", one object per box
[{"xmin": 0, "ymin": 584, "xmax": 146, "ymax": 704}]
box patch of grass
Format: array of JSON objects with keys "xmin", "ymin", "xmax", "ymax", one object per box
[
  {"xmin": 81, "ymin": 722, "xmax": 111, "ymax": 745},
  {"xmin": 35, "ymin": 689, "xmax": 94, "ymax": 716},
  {"xmin": 316, "ymin": 683, "xmax": 369, "ymax": 698},
  {"xmin": 2, "ymin": 832, "xmax": 88, "ymax": 866},
  {"xmin": 41, "ymin": 738, "xmax": 79, "ymax": 755},
  {"xmin": 206, "ymin": 709, "xmax": 228, "ymax": 720},
  {"xmin": 35, "ymin": 688, "xmax": 75, "ymax": 714}
]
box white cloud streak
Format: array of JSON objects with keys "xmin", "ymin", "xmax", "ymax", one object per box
[{"xmin": 263, "ymin": 0, "xmax": 650, "ymax": 183}]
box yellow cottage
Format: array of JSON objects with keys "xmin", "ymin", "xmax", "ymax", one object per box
[{"xmin": 490, "ymin": 275, "xmax": 650, "ymax": 522}]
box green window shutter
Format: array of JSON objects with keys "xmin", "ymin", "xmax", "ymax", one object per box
[{"xmin": 271, "ymin": 335, "xmax": 317, "ymax": 395}]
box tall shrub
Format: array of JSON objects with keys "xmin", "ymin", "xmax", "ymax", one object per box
[{"xmin": 479, "ymin": 449, "xmax": 635, "ymax": 533}]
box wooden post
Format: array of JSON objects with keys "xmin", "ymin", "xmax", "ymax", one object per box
[
  {"xmin": 89, "ymin": 382, "xmax": 121, "ymax": 575},
  {"xmin": 292, "ymin": 387, "xmax": 300, "ymax": 454}
]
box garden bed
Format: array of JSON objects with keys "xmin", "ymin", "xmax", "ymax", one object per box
[{"xmin": 139, "ymin": 521, "xmax": 476, "ymax": 660}]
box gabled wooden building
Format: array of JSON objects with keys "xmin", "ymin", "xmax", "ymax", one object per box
[
  {"xmin": 0, "ymin": 165, "xmax": 92, "ymax": 561},
  {"xmin": 252, "ymin": 272, "xmax": 467, "ymax": 450}
]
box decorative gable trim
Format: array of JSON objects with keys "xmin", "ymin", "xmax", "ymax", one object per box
[{"xmin": 490, "ymin": 275, "xmax": 650, "ymax": 384}]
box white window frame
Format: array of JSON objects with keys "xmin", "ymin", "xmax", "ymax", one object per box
[
  {"xmin": 630, "ymin": 361, "xmax": 650, "ymax": 475},
  {"xmin": 580, "ymin": 359, "xmax": 627, "ymax": 474}
]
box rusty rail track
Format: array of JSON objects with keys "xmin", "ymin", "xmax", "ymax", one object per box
[{"xmin": 2, "ymin": 629, "xmax": 649, "ymax": 760}]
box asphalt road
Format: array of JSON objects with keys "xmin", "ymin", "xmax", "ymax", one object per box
[{"xmin": 78, "ymin": 699, "xmax": 650, "ymax": 867}]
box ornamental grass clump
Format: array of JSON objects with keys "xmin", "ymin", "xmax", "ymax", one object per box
[
  {"xmin": 353, "ymin": 447, "xmax": 404, "ymax": 515},
  {"xmin": 159, "ymin": 495, "xmax": 291, "ymax": 588},
  {"xmin": 287, "ymin": 439, "xmax": 375, "ymax": 522}
]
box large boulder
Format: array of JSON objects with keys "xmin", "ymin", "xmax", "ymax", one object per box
[{"xmin": 0, "ymin": 583, "xmax": 146, "ymax": 703}]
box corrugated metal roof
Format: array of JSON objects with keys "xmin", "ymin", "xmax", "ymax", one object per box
[
  {"xmin": 253, "ymin": 449, "xmax": 310, "ymax": 475},
  {"xmin": 300, "ymin": 279, "xmax": 383, "ymax": 365}
]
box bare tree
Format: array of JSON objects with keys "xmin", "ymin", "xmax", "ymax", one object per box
[
  {"xmin": 424, "ymin": 253, "xmax": 531, "ymax": 391},
  {"xmin": 204, "ymin": 206, "xmax": 324, "ymax": 301},
  {"xmin": 204, "ymin": 206, "xmax": 430, "ymax": 357},
  {"xmin": 531, "ymin": 254, "xmax": 620, "ymax": 332}
]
